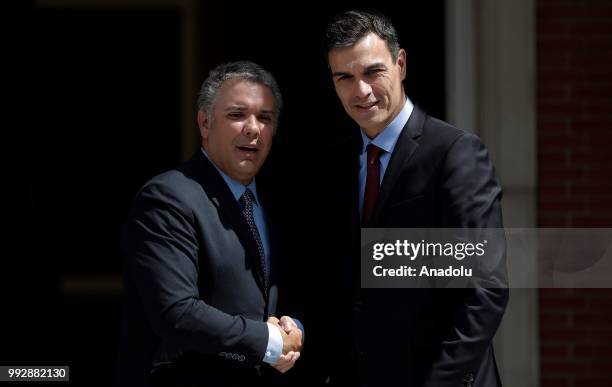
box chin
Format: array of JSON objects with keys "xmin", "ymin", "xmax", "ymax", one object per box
[
  {"xmin": 238, "ymin": 160, "xmax": 258, "ymax": 169},
  {"xmin": 356, "ymin": 114, "xmax": 380, "ymax": 125},
  {"xmin": 360, "ymin": 120, "xmax": 381, "ymax": 132},
  {"xmin": 237, "ymin": 165, "xmax": 259, "ymax": 177}
]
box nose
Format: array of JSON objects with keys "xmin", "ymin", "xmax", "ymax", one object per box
[
  {"xmin": 243, "ymin": 115, "xmax": 262, "ymax": 138},
  {"xmin": 355, "ymin": 79, "xmax": 373, "ymax": 99}
]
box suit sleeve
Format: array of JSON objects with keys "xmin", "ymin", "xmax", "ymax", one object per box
[
  {"xmin": 121, "ymin": 180, "xmax": 268, "ymax": 366},
  {"xmin": 423, "ymin": 133, "xmax": 509, "ymax": 386}
]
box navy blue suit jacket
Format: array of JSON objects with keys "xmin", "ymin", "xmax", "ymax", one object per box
[
  {"xmin": 294, "ymin": 106, "xmax": 508, "ymax": 387},
  {"xmin": 114, "ymin": 151, "xmax": 279, "ymax": 387}
]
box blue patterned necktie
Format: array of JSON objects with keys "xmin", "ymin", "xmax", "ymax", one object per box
[{"xmin": 239, "ymin": 188, "xmax": 268, "ymax": 288}]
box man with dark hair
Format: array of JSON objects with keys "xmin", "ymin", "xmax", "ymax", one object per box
[
  {"xmin": 306, "ymin": 10, "xmax": 508, "ymax": 387},
  {"xmin": 114, "ymin": 61, "xmax": 303, "ymax": 387}
]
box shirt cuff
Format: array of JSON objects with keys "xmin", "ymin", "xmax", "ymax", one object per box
[{"xmin": 262, "ymin": 322, "xmax": 283, "ymax": 364}]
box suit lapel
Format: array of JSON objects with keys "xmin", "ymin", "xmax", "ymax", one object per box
[
  {"xmin": 183, "ymin": 151, "xmax": 268, "ymax": 296},
  {"xmin": 367, "ymin": 106, "xmax": 426, "ymax": 226},
  {"xmin": 345, "ymin": 133, "xmax": 363, "ymax": 232}
]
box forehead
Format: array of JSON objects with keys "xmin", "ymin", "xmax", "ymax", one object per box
[
  {"xmin": 328, "ymin": 33, "xmax": 393, "ymax": 71},
  {"xmin": 216, "ymin": 78, "xmax": 275, "ymax": 109}
]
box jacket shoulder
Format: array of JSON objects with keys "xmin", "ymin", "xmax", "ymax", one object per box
[
  {"xmin": 132, "ymin": 167, "xmax": 206, "ymax": 213},
  {"xmin": 423, "ymin": 116, "xmax": 478, "ymax": 140},
  {"xmin": 420, "ymin": 115, "xmax": 484, "ymax": 152}
]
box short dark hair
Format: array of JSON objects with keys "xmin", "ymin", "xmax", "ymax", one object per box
[{"xmin": 323, "ymin": 10, "xmax": 400, "ymax": 63}]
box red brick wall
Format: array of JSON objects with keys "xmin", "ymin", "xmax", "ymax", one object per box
[{"xmin": 537, "ymin": 0, "xmax": 612, "ymax": 386}]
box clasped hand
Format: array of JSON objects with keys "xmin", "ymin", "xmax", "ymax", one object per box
[{"xmin": 267, "ymin": 316, "xmax": 302, "ymax": 373}]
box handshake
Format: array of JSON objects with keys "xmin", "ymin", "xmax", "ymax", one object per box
[{"xmin": 267, "ymin": 316, "xmax": 303, "ymax": 373}]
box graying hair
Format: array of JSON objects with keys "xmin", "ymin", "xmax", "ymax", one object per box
[{"xmin": 197, "ymin": 61, "xmax": 283, "ymax": 126}]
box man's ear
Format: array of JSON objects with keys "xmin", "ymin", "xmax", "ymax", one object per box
[
  {"xmin": 197, "ymin": 110, "xmax": 210, "ymax": 140},
  {"xmin": 397, "ymin": 48, "xmax": 407, "ymax": 81}
]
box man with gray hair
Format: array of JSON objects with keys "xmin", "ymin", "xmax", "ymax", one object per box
[{"xmin": 115, "ymin": 61, "xmax": 303, "ymax": 387}]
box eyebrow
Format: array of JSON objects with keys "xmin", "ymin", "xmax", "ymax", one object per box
[
  {"xmin": 224, "ymin": 105, "xmax": 247, "ymax": 111},
  {"xmin": 332, "ymin": 71, "xmax": 352, "ymax": 78},
  {"xmin": 332, "ymin": 62, "xmax": 388, "ymax": 78},
  {"xmin": 223, "ymin": 105, "xmax": 275, "ymax": 115},
  {"xmin": 365, "ymin": 62, "xmax": 387, "ymax": 71}
]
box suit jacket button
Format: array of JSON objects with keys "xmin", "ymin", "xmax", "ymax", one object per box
[{"xmin": 463, "ymin": 372, "xmax": 474, "ymax": 386}]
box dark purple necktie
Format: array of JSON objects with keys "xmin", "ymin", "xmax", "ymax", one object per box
[{"xmin": 363, "ymin": 144, "xmax": 383, "ymax": 226}]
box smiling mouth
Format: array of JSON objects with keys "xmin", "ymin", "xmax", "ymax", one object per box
[{"xmin": 356, "ymin": 101, "xmax": 378, "ymax": 110}]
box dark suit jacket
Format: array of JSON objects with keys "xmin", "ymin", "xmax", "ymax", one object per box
[
  {"xmin": 114, "ymin": 151, "xmax": 279, "ymax": 387},
  {"xmin": 295, "ymin": 106, "xmax": 508, "ymax": 387}
]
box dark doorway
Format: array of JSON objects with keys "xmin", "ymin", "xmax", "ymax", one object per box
[{"xmin": 29, "ymin": 7, "xmax": 180, "ymax": 386}]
